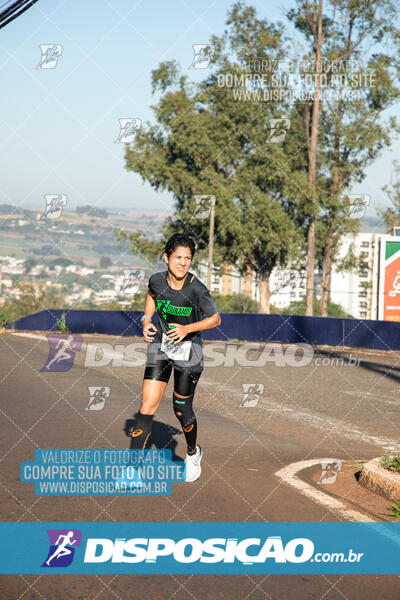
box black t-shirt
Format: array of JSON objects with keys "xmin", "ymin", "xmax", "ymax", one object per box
[{"xmin": 147, "ymin": 270, "xmax": 218, "ymax": 372}]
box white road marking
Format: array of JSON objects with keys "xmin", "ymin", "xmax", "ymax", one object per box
[
  {"xmin": 203, "ymin": 379, "xmax": 400, "ymax": 452},
  {"xmin": 10, "ymin": 333, "xmax": 400, "ymax": 452},
  {"xmin": 275, "ymin": 458, "xmax": 375, "ymax": 522},
  {"xmin": 11, "ymin": 332, "xmax": 48, "ymax": 342},
  {"xmin": 263, "ymin": 399, "xmax": 400, "ymax": 452},
  {"xmin": 344, "ymin": 389, "xmax": 400, "ymax": 406}
]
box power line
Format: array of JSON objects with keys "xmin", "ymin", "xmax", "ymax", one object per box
[{"xmin": 0, "ymin": 0, "xmax": 39, "ymax": 30}]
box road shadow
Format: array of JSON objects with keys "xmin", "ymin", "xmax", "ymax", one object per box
[{"xmin": 315, "ymin": 348, "xmax": 400, "ymax": 386}]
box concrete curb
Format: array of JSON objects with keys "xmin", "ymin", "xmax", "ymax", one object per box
[{"xmin": 359, "ymin": 458, "xmax": 400, "ymax": 504}]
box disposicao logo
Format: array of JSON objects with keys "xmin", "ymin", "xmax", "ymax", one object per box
[
  {"xmin": 41, "ymin": 334, "xmax": 82, "ymax": 372},
  {"xmin": 83, "ymin": 536, "xmax": 314, "ymax": 564},
  {"xmin": 42, "ymin": 529, "xmax": 82, "ymax": 567}
]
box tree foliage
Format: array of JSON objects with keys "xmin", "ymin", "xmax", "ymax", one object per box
[
  {"xmin": 379, "ymin": 160, "xmax": 400, "ymax": 231},
  {"xmin": 0, "ymin": 284, "xmax": 65, "ymax": 327},
  {"xmin": 118, "ymin": 0, "xmax": 400, "ymax": 317},
  {"xmin": 119, "ymin": 2, "xmax": 309, "ymax": 313}
]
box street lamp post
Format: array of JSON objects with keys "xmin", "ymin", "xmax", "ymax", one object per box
[{"xmin": 207, "ymin": 197, "xmax": 216, "ymax": 290}]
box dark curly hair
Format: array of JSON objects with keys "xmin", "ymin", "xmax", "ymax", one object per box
[{"xmin": 164, "ymin": 233, "xmax": 196, "ymax": 259}]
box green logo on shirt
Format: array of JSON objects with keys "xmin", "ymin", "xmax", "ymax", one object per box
[{"xmin": 156, "ymin": 299, "xmax": 193, "ymax": 319}]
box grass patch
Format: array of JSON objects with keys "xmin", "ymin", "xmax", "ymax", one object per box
[
  {"xmin": 386, "ymin": 501, "xmax": 400, "ymax": 520},
  {"xmin": 380, "ymin": 454, "xmax": 400, "ymax": 473},
  {"xmin": 56, "ymin": 312, "xmax": 70, "ymax": 333}
]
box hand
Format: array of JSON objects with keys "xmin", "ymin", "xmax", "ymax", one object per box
[
  {"xmin": 143, "ymin": 321, "xmax": 157, "ymax": 343},
  {"xmin": 166, "ymin": 323, "xmax": 188, "ymax": 343}
]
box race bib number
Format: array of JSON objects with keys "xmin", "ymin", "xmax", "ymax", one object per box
[{"xmin": 161, "ymin": 333, "xmax": 191, "ymax": 361}]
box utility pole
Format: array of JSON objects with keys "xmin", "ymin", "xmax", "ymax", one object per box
[{"xmin": 207, "ymin": 197, "xmax": 216, "ymax": 290}]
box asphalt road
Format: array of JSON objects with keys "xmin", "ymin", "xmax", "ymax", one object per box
[{"xmin": 1, "ymin": 331, "xmax": 400, "ymax": 599}]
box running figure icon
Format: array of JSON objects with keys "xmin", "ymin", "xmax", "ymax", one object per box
[
  {"xmin": 44, "ymin": 336, "xmax": 75, "ymax": 370},
  {"xmin": 45, "ymin": 531, "xmax": 77, "ymax": 566}
]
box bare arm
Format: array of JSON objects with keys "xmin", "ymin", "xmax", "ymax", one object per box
[
  {"xmin": 166, "ymin": 312, "xmax": 221, "ymax": 342},
  {"xmin": 142, "ymin": 292, "xmax": 158, "ymax": 343},
  {"xmin": 185, "ymin": 312, "xmax": 221, "ymax": 334},
  {"xmin": 143, "ymin": 291, "xmax": 156, "ymax": 320}
]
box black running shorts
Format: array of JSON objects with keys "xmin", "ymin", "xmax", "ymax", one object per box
[{"xmin": 144, "ymin": 360, "xmax": 201, "ymax": 396}]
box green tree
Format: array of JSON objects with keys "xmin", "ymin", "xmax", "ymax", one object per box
[
  {"xmin": 99, "ymin": 294, "xmax": 147, "ymax": 311},
  {"xmin": 99, "ymin": 256, "xmax": 112, "ymax": 268},
  {"xmin": 0, "ymin": 283, "xmax": 66, "ymax": 327},
  {"xmin": 49, "ymin": 257, "xmax": 74, "ymax": 267},
  {"xmin": 284, "ymin": 297, "xmax": 351, "ymax": 317},
  {"xmin": 118, "ymin": 3, "xmax": 305, "ymax": 314},
  {"xmin": 76, "ymin": 205, "xmax": 108, "ymax": 218},
  {"xmin": 118, "ymin": 0, "xmax": 400, "ymax": 318},
  {"xmin": 379, "ymin": 160, "xmax": 400, "ymax": 231},
  {"xmin": 287, "ymin": 0, "xmax": 400, "ymax": 315},
  {"xmin": 23, "ymin": 257, "xmax": 38, "ymax": 275},
  {"xmin": 213, "ymin": 292, "xmax": 260, "ymax": 313},
  {"xmin": 316, "ymin": 7, "xmax": 400, "ymax": 315},
  {"xmin": 126, "ymin": 293, "xmax": 147, "ymax": 311}
]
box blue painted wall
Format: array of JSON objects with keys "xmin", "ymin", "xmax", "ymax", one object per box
[{"xmin": 5, "ymin": 309, "xmax": 400, "ymax": 351}]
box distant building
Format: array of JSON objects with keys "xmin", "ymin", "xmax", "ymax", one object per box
[
  {"xmin": 194, "ymin": 262, "xmax": 306, "ymax": 308},
  {"xmin": 65, "ymin": 265, "xmax": 79, "ymax": 273},
  {"xmin": 16, "ymin": 281, "xmax": 43, "ymax": 297},
  {"xmin": 92, "ymin": 290, "xmax": 117, "ymax": 304},
  {"xmin": 0, "ymin": 257, "xmax": 24, "ymax": 275},
  {"xmin": 269, "ymin": 267, "xmax": 306, "ymax": 309},
  {"xmin": 330, "ymin": 232, "xmax": 375, "ymax": 319},
  {"xmin": 330, "ymin": 230, "xmax": 400, "ymax": 320},
  {"xmin": 196, "ymin": 232, "xmax": 400, "ymax": 318},
  {"xmin": 194, "ymin": 263, "xmax": 260, "ymax": 302},
  {"xmin": 65, "ymin": 265, "xmax": 94, "ymax": 276}
]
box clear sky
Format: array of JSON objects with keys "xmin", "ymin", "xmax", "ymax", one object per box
[{"xmin": 0, "ymin": 0, "xmax": 399, "ymax": 219}]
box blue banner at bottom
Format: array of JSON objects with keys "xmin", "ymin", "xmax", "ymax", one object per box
[{"xmin": 0, "ymin": 522, "xmax": 399, "ymax": 574}]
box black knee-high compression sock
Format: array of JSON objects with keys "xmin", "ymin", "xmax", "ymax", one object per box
[
  {"xmin": 183, "ymin": 420, "xmax": 198, "ymax": 455},
  {"xmin": 130, "ymin": 411, "xmax": 153, "ymax": 449},
  {"xmin": 173, "ymin": 392, "xmax": 197, "ymax": 454}
]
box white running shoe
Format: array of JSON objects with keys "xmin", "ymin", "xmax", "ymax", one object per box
[{"xmin": 184, "ymin": 445, "xmax": 203, "ymax": 482}]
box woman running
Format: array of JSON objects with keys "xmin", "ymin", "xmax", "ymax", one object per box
[{"xmin": 130, "ymin": 233, "xmax": 221, "ymax": 482}]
